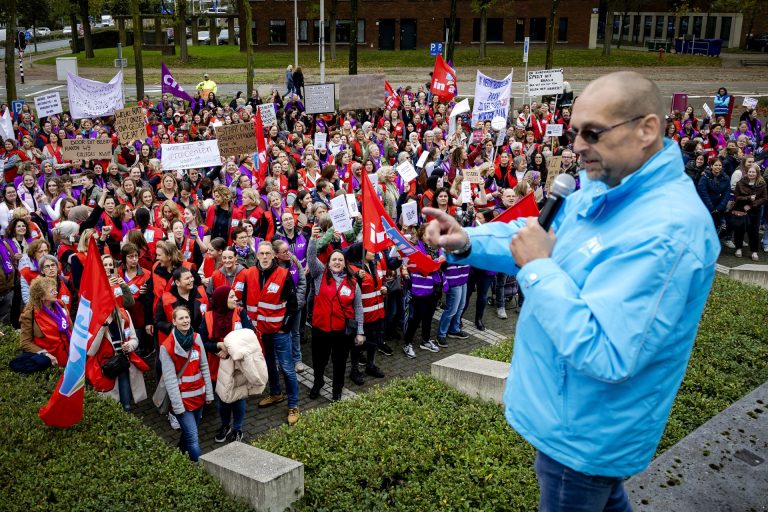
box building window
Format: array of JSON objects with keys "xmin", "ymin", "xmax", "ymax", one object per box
[
  {"xmin": 356, "ymin": 19, "xmax": 365, "ymax": 43},
  {"xmin": 720, "ymin": 16, "xmax": 732, "ymax": 45},
  {"xmin": 558, "ymin": 17, "xmax": 568, "ymax": 42},
  {"xmin": 632, "ymin": 15, "xmax": 640, "ymax": 43},
  {"xmin": 515, "ymin": 18, "xmax": 525, "ymax": 42},
  {"xmin": 298, "ymin": 19, "xmax": 308, "ymax": 43},
  {"xmin": 472, "ymin": 18, "xmax": 503, "ymax": 42},
  {"xmin": 705, "ymin": 17, "xmax": 717, "ymax": 39},
  {"xmin": 611, "ymin": 15, "xmax": 621, "ymax": 41},
  {"xmin": 692, "ymin": 16, "xmax": 702, "ymax": 38},
  {"xmin": 443, "ymin": 18, "xmax": 461, "ymax": 43},
  {"xmin": 666, "ymin": 16, "xmax": 675, "ymax": 39},
  {"xmin": 654, "ymin": 16, "xmax": 664, "ymax": 39},
  {"xmin": 529, "ymin": 17, "xmax": 546, "ymax": 42},
  {"xmin": 269, "ymin": 19, "xmax": 287, "ymax": 44},
  {"xmin": 313, "ymin": 20, "xmax": 327, "ymax": 43},
  {"xmin": 336, "ymin": 20, "xmax": 352, "ymax": 43},
  {"xmin": 679, "ymin": 17, "xmax": 689, "ymax": 37},
  {"xmin": 643, "ymin": 15, "xmax": 652, "ymax": 40}
]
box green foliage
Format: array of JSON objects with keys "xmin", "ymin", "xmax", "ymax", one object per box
[
  {"xmin": 254, "ymin": 375, "xmax": 538, "ymax": 511},
  {"xmin": 0, "ymin": 330, "xmax": 251, "ymax": 512},
  {"xmin": 470, "ymin": 338, "xmax": 514, "ymax": 363}
]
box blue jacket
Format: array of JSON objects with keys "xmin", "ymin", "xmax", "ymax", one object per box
[
  {"xmin": 449, "ymin": 140, "xmax": 719, "ymax": 477},
  {"xmin": 697, "ymin": 170, "xmax": 730, "ymax": 212},
  {"xmin": 713, "ymin": 93, "xmax": 731, "ymax": 116}
]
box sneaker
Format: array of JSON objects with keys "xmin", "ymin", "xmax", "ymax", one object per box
[
  {"xmin": 436, "ymin": 337, "xmax": 448, "ymax": 348},
  {"xmin": 168, "ymin": 413, "xmax": 181, "ymax": 430},
  {"xmin": 350, "ymin": 369, "xmax": 365, "ymax": 385},
  {"xmin": 331, "ymin": 392, "xmax": 342, "ymax": 402},
  {"xmin": 215, "ymin": 425, "xmax": 232, "ymax": 443},
  {"xmin": 378, "ymin": 342, "xmax": 394, "ymax": 356},
  {"xmin": 419, "ymin": 340, "xmax": 440, "ymax": 353},
  {"xmin": 751, "ymin": 252, "xmax": 759, "ymax": 261},
  {"xmin": 496, "ymin": 307, "xmax": 508, "ymax": 319},
  {"xmin": 228, "ymin": 429, "xmax": 244, "ymax": 442},
  {"xmin": 258, "ymin": 394, "xmax": 286, "ymax": 408},
  {"xmin": 365, "ymin": 365, "xmax": 385, "ymax": 378},
  {"xmin": 295, "ymin": 361, "xmax": 308, "ymax": 373},
  {"xmin": 403, "ymin": 344, "xmax": 416, "ymax": 359},
  {"xmin": 287, "ymin": 408, "xmax": 300, "ymax": 426},
  {"xmin": 724, "ymin": 240, "xmax": 736, "ymax": 249},
  {"xmin": 447, "ymin": 330, "xmax": 469, "ymax": 340},
  {"xmin": 735, "ymin": 249, "xmax": 742, "ymax": 258}
]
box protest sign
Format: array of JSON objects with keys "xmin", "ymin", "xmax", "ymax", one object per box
[
  {"xmin": 329, "ymin": 195, "xmax": 353, "ymax": 232},
  {"xmin": 314, "ymin": 132, "xmax": 327, "ymax": 150},
  {"xmin": 702, "ymin": 103, "xmax": 713, "ymax": 117},
  {"xmin": 545, "ymin": 124, "xmax": 563, "ymax": 137},
  {"xmin": 527, "ymin": 69, "xmax": 564, "ymax": 97},
  {"xmin": 448, "ymin": 98, "xmax": 471, "ymax": 139},
  {"xmin": 161, "ymin": 140, "xmax": 222, "ymax": 170},
  {"xmin": 545, "ymin": 156, "xmax": 564, "ymax": 191},
  {"xmin": 33, "ymin": 92, "xmax": 63, "ymax": 118},
  {"xmin": 401, "ymin": 201, "xmax": 419, "ymax": 226},
  {"xmin": 742, "ymin": 97, "xmax": 758, "ymax": 110},
  {"xmin": 471, "ymin": 70, "xmax": 513, "ymax": 126},
  {"xmin": 215, "ymin": 122, "xmax": 258, "ymax": 157},
  {"xmin": 70, "ymin": 173, "xmax": 87, "ymax": 187},
  {"xmin": 416, "ymin": 150, "xmax": 429, "ymax": 169},
  {"xmin": 304, "ymin": 83, "xmax": 336, "ymax": 114},
  {"xmin": 463, "ymin": 168, "xmax": 483, "ymax": 184},
  {"xmin": 495, "ymin": 131, "xmax": 506, "ymax": 147},
  {"xmin": 67, "ymin": 71, "xmax": 124, "ymax": 119},
  {"xmin": 62, "ymin": 139, "xmax": 114, "ymax": 160},
  {"xmin": 345, "ymin": 193, "xmax": 359, "ymax": 216},
  {"xmin": 460, "ymin": 181, "xmax": 472, "ymax": 204},
  {"xmin": 260, "ymin": 104, "xmax": 277, "ymax": 127},
  {"xmin": 114, "ymin": 106, "xmax": 146, "ymax": 144},
  {"xmin": 396, "ymin": 160, "xmax": 418, "ymax": 183},
  {"xmin": 339, "ymin": 74, "xmax": 385, "ymax": 111}
]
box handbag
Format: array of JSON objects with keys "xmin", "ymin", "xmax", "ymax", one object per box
[
  {"xmin": 100, "ymin": 319, "xmax": 130, "ymax": 380},
  {"xmin": 334, "ymin": 277, "xmax": 358, "ymax": 336},
  {"xmin": 152, "ymin": 346, "xmax": 193, "ymax": 415}
]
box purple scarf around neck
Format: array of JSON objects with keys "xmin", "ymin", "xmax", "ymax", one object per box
[{"xmin": 42, "ymin": 301, "xmax": 70, "ymax": 332}]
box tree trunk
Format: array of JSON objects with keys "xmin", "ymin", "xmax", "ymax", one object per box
[
  {"xmin": 70, "ymin": 11, "xmax": 80, "ymax": 53},
  {"xmin": 602, "ymin": 0, "xmax": 614, "ymax": 57},
  {"xmin": 479, "ymin": 7, "xmax": 487, "ymax": 59},
  {"xmin": 329, "ymin": 0, "xmax": 338, "ymax": 60},
  {"xmin": 446, "ymin": 0, "xmax": 458, "ymax": 63},
  {"xmin": 78, "ymin": 0, "xmax": 94, "ymax": 58},
  {"xmin": 349, "ymin": 0, "xmax": 358, "ymax": 74},
  {"xmin": 238, "ymin": 0, "xmax": 247, "ymax": 53},
  {"xmin": 131, "ymin": 0, "xmax": 144, "ymax": 100},
  {"xmin": 244, "ymin": 0, "xmax": 254, "ymax": 97},
  {"xmin": 178, "ymin": 0, "xmax": 189, "ymax": 62},
  {"xmin": 545, "ymin": 0, "xmax": 560, "ymax": 69},
  {"xmin": 4, "ymin": 0, "xmax": 17, "ymax": 102}
]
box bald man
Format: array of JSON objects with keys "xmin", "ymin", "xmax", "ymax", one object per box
[{"xmin": 424, "ymin": 71, "xmax": 719, "ymax": 511}]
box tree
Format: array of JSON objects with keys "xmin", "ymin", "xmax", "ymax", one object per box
[
  {"xmin": 78, "ymin": 0, "xmax": 94, "ymax": 58},
  {"xmin": 348, "ymin": 0, "xmax": 358, "ymax": 74},
  {"xmin": 176, "ymin": 0, "xmax": 188, "ymax": 62},
  {"xmin": 446, "ymin": 0, "xmax": 458, "ymax": 63},
  {"xmin": 243, "ymin": 0, "xmax": 254, "ymax": 97},
  {"xmin": 544, "ymin": 0, "xmax": 560, "ymax": 68},
  {"xmin": 4, "ymin": 0, "xmax": 18, "ymax": 102},
  {"xmin": 602, "ymin": 0, "xmax": 616, "ymax": 56},
  {"xmin": 328, "ymin": 0, "xmax": 338, "ymax": 60},
  {"xmin": 711, "ymin": 0, "xmax": 768, "ymax": 49},
  {"xmin": 131, "ymin": 0, "xmax": 144, "ymax": 99},
  {"xmin": 471, "ymin": 0, "xmax": 511, "ymax": 60},
  {"xmin": 238, "ymin": 0, "xmax": 247, "ymax": 53}
]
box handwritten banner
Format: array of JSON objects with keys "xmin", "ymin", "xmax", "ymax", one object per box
[
  {"xmin": 215, "ymin": 121, "xmax": 258, "ymax": 157},
  {"xmin": 62, "ymin": 139, "xmax": 114, "ymax": 161},
  {"xmin": 527, "ymin": 68, "xmax": 563, "ymax": 97},
  {"xmin": 463, "ymin": 168, "xmax": 483, "ymax": 184},
  {"xmin": 161, "ymin": 140, "xmax": 222, "ymax": 170},
  {"xmin": 304, "ymin": 83, "xmax": 336, "ymax": 114},
  {"xmin": 114, "ymin": 106, "xmax": 146, "ymax": 144},
  {"xmin": 67, "ymin": 71, "xmax": 124, "ymax": 119},
  {"xmin": 260, "ymin": 103, "xmax": 277, "ymax": 127}
]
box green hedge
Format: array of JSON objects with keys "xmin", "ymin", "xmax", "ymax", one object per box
[
  {"xmin": 0, "ymin": 329, "xmax": 251, "ymax": 512},
  {"xmin": 470, "ymin": 275, "xmax": 768, "ymax": 453},
  {"xmin": 254, "ymin": 375, "xmax": 539, "ymax": 511}
]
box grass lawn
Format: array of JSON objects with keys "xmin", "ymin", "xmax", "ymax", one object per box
[{"xmin": 37, "ymin": 45, "xmax": 722, "ymax": 71}]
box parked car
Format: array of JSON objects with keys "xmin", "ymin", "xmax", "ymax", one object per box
[
  {"xmin": 746, "ymin": 33, "xmax": 768, "ymax": 52},
  {"xmin": 217, "ymin": 29, "xmax": 238, "ymax": 45},
  {"xmin": 204, "ymin": 7, "xmax": 228, "ymax": 14},
  {"xmin": 198, "ymin": 31, "xmax": 211, "ymax": 45},
  {"xmin": 63, "ymin": 26, "xmax": 72, "ymax": 35},
  {"xmin": 35, "ymin": 27, "xmax": 51, "ymax": 36}
]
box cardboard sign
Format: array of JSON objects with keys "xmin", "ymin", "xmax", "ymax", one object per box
[
  {"xmin": 33, "ymin": 92, "xmax": 63, "ymax": 118},
  {"xmin": 329, "ymin": 194, "xmax": 353, "ymax": 233},
  {"xmin": 463, "ymin": 168, "xmax": 483, "ymax": 184},
  {"xmin": 545, "ymin": 124, "xmax": 563, "ymax": 137},
  {"xmin": 161, "ymin": 140, "xmax": 222, "ymax": 170},
  {"xmin": 62, "ymin": 139, "xmax": 113, "ymax": 160},
  {"xmin": 70, "ymin": 173, "xmax": 87, "ymax": 187},
  {"xmin": 313, "ymin": 132, "xmax": 327, "ymax": 150},
  {"xmin": 401, "ymin": 200, "xmax": 419, "ymax": 226},
  {"xmin": 395, "ymin": 160, "xmax": 417, "ymax": 183},
  {"xmin": 527, "ymin": 69, "xmax": 564, "ymax": 97},
  {"xmin": 460, "ymin": 181, "xmax": 472, "ymax": 204},
  {"xmin": 304, "ymin": 83, "xmax": 336, "ymax": 114},
  {"xmin": 215, "ymin": 121, "xmax": 258, "ymax": 157},
  {"xmin": 260, "ymin": 103, "xmax": 277, "ymax": 127},
  {"xmin": 339, "ymin": 74, "xmax": 385, "ymax": 111},
  {"xmin": 545, "ymin": 156, "xmax": 564, "ymax": 192},
  {"xmin": 702, "ymin": 103, "xmax": 713, "ymax": 118},
  {"xmin": 742, "ymin": 96, "xmax": 758, "ymax": 110},
  {"xmin": 416, "ymin": 150, "xmax": 429, "ymax": 169},
  {"xmin": 114, "ymin": 106, "xmax": 146, "ymax": 144}
]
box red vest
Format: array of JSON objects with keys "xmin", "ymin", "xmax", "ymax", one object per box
[
  {"xmin": 162, "ymin": 333, "xmax": 207, "ymax": 411},
  {"xmin": 151, "ymin": 261, "xmax": 196, "ymax": 312},
  {"xmin": 240, "ymin": 266, "xmax": 289, "ymax": 334},
  {"xmin": 312, "ymin": 274, "xmax": 356, "ymax": 333},
  {"xmin": 86, "ymin": 309, "xmax": 150, "ymax": 392},
  {"xmin": 212, "ymin": 267, "xmax": 246, "ymax": 292},
  {"xmin": 19, "ymin": 267, "xmax": 40, "ymax": 288},
  {"xmin": 203, "ymin": 307, "xmax": 244, "ymax": 381},
  {"xmin": 123, "ymin": 266, "xmax": 151, "ymax": 328},
  {"xmin": 201, "ymin": 255, "xmax": 217, "ymax": 279},
  {"xmin": 351, "ymin": 264, "xmax": 385, "ymax": 323},
  {"xmin": 33, "ymin": 303, "xmax": 70, "ymax": 366},
  {"xmin": 159, "ymin": 286, "xmax": 209, "ymax": 344}
]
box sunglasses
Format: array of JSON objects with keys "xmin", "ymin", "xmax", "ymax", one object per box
[{"xmin": 568, "ymin": 115, "xmax": 646, "ymax": 144}]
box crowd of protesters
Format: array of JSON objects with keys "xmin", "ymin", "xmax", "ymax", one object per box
[{"xmin": 2, "ymin": 74, "xmax": 766, "ymax": 461}]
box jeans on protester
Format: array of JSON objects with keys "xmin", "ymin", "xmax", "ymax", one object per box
[
  {"xmin": 289, "ymin": 311, "xmax": 303, "ymax": 364},
  {"xmin": 116, "ymin": 370, "xmax": 133, "ymax": 410},
  {"xmin": 437, "ymin": 284, "xmax": 467, "ymax": 339},
  {"xmin": 385, "ymin": 289, "xmax": 404, "ymax": 336},
  {"xmin": 175, "ymin": 406, "xmax": 204, "ymax": 462},
  {"xmin": 311, "ymin": 327, "xmax": 352, "ymax": 396},
  {"xmin": 403, "ymin": 290, "xmax": 440, "ymax": 344},
  {"xmin": 495, "ymin": 273, "xmax": 508, "ymax": 308},
  {"xmin": 218, "ymin": 398, "xmax": 246, "ymax": 430},
  {"xmin": 534, "ymin": 451, "xmax": 633, "ymax": 512},
  {"xmin": 264, "ymin": 331, "xmax": 299, "ymax": 408},
  {"xmin": 464, "ymin": 269, "xmax": 494, "ymax": 322}
]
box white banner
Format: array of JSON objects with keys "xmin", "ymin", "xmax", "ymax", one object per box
[
  {"xmin": 161, "ymin": 140, "xmax": 222, "ymax": 170},
  {"xmin": 329, "ymin": 195, "xmax": 353, "ymax": 233},
  {"xmin": 260, "ymin": 103, "xmax": 277, "ymax": 127},
  {"xmin": 471, "ymin": 70, "xmax": 513, "ymax": 126},
  {"xmin": 304, "ymin": 83, "xmax": 336, "ymax": 114},
  {"xmin": 448, "ymin": 98, "xmax": 471, "ymax": 139},
  {"xmin": 527, "ymin": 69, "xmax": 564, "ymax": 97},
  {"xmin": 34, "ymin": 92, "xmax": 64, "ymax": 118},
  {"xmin": 67, "ymin": 71, "xmax": 124, "ymax": 119}
]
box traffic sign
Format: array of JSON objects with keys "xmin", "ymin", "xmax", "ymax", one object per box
[
  {"xmin": 25, "ymin": 31, "xmax": 32, "ymax": 41},
  {"xmin": 11, "ymin": 100, "xmax": 26, "ymax": 115},
  {"xmin": 523, "ymin": 37, "xmax": 530, "ymax": 63},
  {"xmin": 114, "ymin": 58, "xmax": 128, "ymax": 68},
  {"xmin": 430, "ymin": 42, "xmax": 444, "ymax": 57}
]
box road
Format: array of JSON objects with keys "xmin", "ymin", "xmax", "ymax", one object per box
[{"xmin": 0, "ymin": 38, "xmax": 71, "ymax": 58}]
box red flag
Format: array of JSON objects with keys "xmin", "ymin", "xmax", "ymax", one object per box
[
  {"xmin": 254, "ymin": 106, "xmax": 269, "ymax": 181},
  {"xmin": 430, "ymin": 55, "xmax": 458, "ymax": 102},
  {"xmin": 491, "ymin": 193, "xmax": 540, "ymax": 223},
  {"xmin": 384, "ymin": 80, "xmax": 400, "ymax": 110},
  {"xmin": 39, "ymin": 237, "xmax": 117, "ymax": 428}
]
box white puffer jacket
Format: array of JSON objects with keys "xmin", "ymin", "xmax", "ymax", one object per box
[{"xmin": 215, "ymin": 329, "xmax": 268, "ymax": 403}]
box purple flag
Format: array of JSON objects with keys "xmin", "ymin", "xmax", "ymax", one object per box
[{"xmin": 161, "ymin": 62, "xmax": 195, "ymax": 103}]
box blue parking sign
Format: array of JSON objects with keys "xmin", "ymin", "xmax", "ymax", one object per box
[
  {"xmin": 430, "ymin": 42, "xmax": 443, "ymax": 57},
  {"xmin": 11, "ymin": 100, "xmax": 25, "ymax": 115}
]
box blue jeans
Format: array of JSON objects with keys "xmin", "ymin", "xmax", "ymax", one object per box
[
  {"xmin": 116, "ymin": 370, "xmax": 132, "ymax": 410},
  {"xmin": 218, "ymin": 398, "xmax": 246, "ymax": 430},
  {"xmin": 175, "ymin": 406, "xmax": 204, "ymax": 462},
  {"xmin": 264, "ymin": 332, "xmax": 299, "ymax": 408},
  {"xmin": 437, "ymin": 284, "xmax": 467, "ymax": 339},
  {"xmin": 289, "ymin": 311, "xmax": 303, "ymax": 365},
  {"xmin": 495, "ymin": 273, "xmax": 507, "ymax": 308},
  {"xmin": 534, "ymin": 451, "xmax": 632, "ymax": 512}
]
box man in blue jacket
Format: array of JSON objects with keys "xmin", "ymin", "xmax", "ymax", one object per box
[{"xmin": 424, "ymin": 71, "xmax": 720, "ymax": 511}]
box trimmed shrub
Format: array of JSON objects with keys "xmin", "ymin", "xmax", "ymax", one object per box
[{"xmin": 0, "ymin": 329, "xmax": 251, "ymax": 512}]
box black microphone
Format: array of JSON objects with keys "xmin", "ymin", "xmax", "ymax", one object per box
[{"xmin": 538, "ymin": 174, "xmax": 576, "ymax": 231}]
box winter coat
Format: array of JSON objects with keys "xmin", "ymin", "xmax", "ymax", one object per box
[
  {"xmin": 697, "ymin": 170, "xmax": 730, "ymax": 212},
  {"xmin": 215, "ymin": 329, "xmax": 268, "ymax": 403},
  {"xmin": 732, "ymin": 177, "xmax": 768, "ymax": 215}
]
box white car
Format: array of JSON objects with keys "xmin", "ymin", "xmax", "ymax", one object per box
[
  {"xmin": 63, "ymin": 26, "xmax": 72, "ymax": 35},
  {"xmin": 35, "ymin": 27, "xmax": 51, "ymax": 36},
  {"xmin": 198, "ymin": 31, "xmax": 211, "ymax": 45},
  {"xmin": 217, "ymin": 29, "xmax": 238, "ymax": 45}
]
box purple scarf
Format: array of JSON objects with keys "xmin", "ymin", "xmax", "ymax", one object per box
[
  {"xmin": 42, "ymin": 301, "xmax": 70, "ymax": 332},
  {"xmin": 0, "ymin": 240, "xmax": 14, "ymax": 275}
]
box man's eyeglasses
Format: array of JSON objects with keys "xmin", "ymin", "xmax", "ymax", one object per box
[{"xmin": 568, "ymin": 115, "xmax": 647, "ymax": 144}]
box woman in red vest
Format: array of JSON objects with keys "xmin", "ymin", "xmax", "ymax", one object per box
[
  {"xmin": 19, "ymin": 276, "xmax": 71, "ymax": 371},
  {"xmin": 307, "ymin": 233, "xmax": 364, "ymax": 401},
  {"xmin": 38, "ymin": 255, "xmax": 74, "ymax": 314},
  {"xmin": 200, "ymin": 285, "xmax": 254, "ymax": 443},
  {"xmin": 120, "ymin": 242, "xmax": 153, "ymax": 354},
  {"xmin": 158, "ymin": 306, "xmax": 213, "ymax": 462}
]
